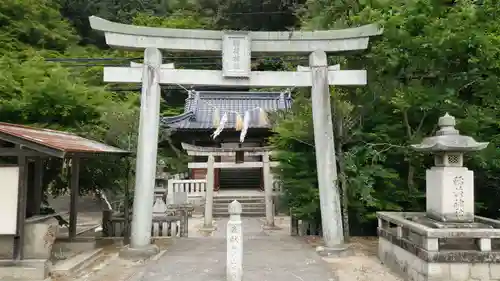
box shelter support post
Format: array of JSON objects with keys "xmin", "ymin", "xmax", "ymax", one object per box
[
  {"xmin": 69, "ymin": 157, "xmax": 80, "ymax": 239},
  {"xmin": 262, "ymin": 151, "xmax": 278, "ymax": 229},
  {"xmin": 13, "ymin": 153, "xmax": 28, "ymax": 260},
  {"xmin": 124, "ymin": 47, "xmax": 162, "ymax": 258},
  {"xmin": 203, "ymin": 155, "xmax": 215, "ymax": 231},
  {"xmin": 309, "ymin": 50, "xmax": 346, "ymax": 254},
  {"xmin": 33, "ymin": 158, "xmax": 44, "ymax": 215},
  {"xmin": 124, "ymin": 158, "xmax": 132, "ymax": 245}
]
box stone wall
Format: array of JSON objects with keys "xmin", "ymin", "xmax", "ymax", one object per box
[{"xmin": 379, "ymin": 237, "xmax": 500, "ymax": 280}]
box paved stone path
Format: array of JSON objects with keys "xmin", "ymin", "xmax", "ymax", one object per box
[{"xmin": 137, "ymin": 217, "xmax": 336, "ymax": 281}]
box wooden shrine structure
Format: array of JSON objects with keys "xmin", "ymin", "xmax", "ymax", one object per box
[{"xmin": 0, "ymin": 122, "xmax": 129, "ymax": 269}]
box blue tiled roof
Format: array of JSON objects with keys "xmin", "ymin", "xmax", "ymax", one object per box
[{"xmin": 161, "ymin": 91, "xmax": 292, "ymax": 130}]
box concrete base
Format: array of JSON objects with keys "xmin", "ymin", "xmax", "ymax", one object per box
[
  {"xmin": 379, "ymin": 237, "xmax": 500, "ymax": 280},
  {"xmin": 198, "ymin": 225, "xmax": 217, "ymax": 233},
  {"xmin": 0, "ymin": 259, "xmax": 51, "ymax": 280},
  {"xmin": 119, "ymin": 244, "xmax": 159, "ymax": 261},
  {"xmin": 316, "ymin": 244, "xmax": 352, "ymax": 257}
]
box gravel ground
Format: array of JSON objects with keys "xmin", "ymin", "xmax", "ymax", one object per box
[
  {"xmin": 64, "ymin": 215, "xmax": 400, "ymax": 281},
  {"xmin": 300, "ymin": 236, "xmax": 402, "ymax": 281}
]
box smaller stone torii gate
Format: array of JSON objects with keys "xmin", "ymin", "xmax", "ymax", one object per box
[
  {"xmin": 90, "ymin": 16, "xmax": 382, "ymax": 257},
  {"xmin": 180, "ymin": 143, "xmax": 278, "ymax": 230}
]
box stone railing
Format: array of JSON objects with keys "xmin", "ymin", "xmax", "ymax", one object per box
[
  {"xmin": 168, "ymin": 172, "xmax": 189, "ymax": 180},
  {"xmin": 272, "ymin": 179, "xmax": 283, "ymax": 193},
  {"xmin": 102, "ymin": 211, "xmax": 187, "ymax": 238},
  {"xmin": 167, "ymin": 179, "xmax": 207, "ymax": 203},
  {"xmin": 377, "ymin": 212, "xmax": 500, "ymax": 253}
]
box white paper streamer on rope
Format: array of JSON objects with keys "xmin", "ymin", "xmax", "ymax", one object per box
[
  {"xmin": 258, "ymin": 108, "xmax": 268, "ymax": 126},
  {"xmin": 212, "ymin": 112, "xmax": 228, "ymax": 139},
  {"xmin": 240, "ymin": 111, "xmax": 251, "ymax": 142},
  {"xmin": 212, "ymin": 107, "xmax": 220, "ymax": 127},
  {"xmin": 200, "ymin": 90, "xmax": 290, "ymax": 141}
]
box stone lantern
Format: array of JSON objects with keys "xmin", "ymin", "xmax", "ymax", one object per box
[{"xmin": 411, "ymin": 113, "xmax": 489, "ymax": 223}]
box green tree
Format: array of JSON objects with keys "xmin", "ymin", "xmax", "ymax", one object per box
[{"xmin": 273, "ymin": 0, "xmax": 500, "ymax": 236}]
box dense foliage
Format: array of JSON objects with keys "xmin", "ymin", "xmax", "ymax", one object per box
[
  {"xmin": 2, "ymin": 0, "xmax": 499, "ymax": 236},
  {"xmin": 271, "ymin": 0, "xmax": 500, "ymax": 237}
]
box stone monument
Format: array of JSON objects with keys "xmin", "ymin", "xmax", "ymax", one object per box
[
  {"xmin": 377, "ymin": 113, "xmax": 500, "ymax": 281},
  {"xmin": 227, "ymin": 200, "xmax": 243, "ymax": 281}
]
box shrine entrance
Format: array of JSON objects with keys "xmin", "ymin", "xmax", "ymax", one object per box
[
  {"xmin": 90, "ymin": 15, "xmax": 382, "ymax": 251},
  {"xmin": 183, "ymin": 143, "xmax": 278, "ymax": 194}
]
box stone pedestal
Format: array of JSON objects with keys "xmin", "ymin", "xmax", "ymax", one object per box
[{"xmin": 378, "ymin": 212, "xmax": 500, "ymax": 281}]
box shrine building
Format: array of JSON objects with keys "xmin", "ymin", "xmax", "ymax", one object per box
[{"xmin": 161, "ymin": 90, "xmax": 292, "ymax": 192}]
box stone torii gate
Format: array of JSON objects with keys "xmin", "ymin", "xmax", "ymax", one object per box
[{"xmin": 90, "ymin": 16, "xmax": 382, "ymax": 257}]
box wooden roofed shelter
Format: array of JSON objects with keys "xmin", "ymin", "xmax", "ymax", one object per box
[{"xmin": 0, "ymin": 122, "xmax": 130, "ymax": 261}]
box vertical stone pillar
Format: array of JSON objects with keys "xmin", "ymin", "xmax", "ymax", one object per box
[
  {"xmin": 127, "ymin": 47, "xmax": 162, "ymax": 256},
  {"xmin": 262, "ymin": 151, "xmax": 275, "ymax": 228},
  {"xmin": 227, "ymin": 200, "xmax": 243, "ymax": 281},
  {"xmin": 166, "ymin": 179, "xmax": 174, "ymax": 205},
  {"xmin": 309, "ymin": 50, "xmax": 345, "ymax": 252},
  {"xmin": 204, "ymin": 155, "xmax": 215, "ymax": 229}
]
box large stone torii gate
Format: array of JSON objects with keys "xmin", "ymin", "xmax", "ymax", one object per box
[{"xmin": 90, "ymin": 16, "xmax": 382, "ymax": 257}]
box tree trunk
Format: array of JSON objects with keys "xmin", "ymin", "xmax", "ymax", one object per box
[
  {"xmin": 337, "ymin": 144, "xmax": 350, "ymax": 242},
  {"xmin": 402, "ymin": 110, "xmax": 416, "ymax": 191},
  {"xmin": 334, "ymin": 97, "xmax": 350, "ymax": 242}
]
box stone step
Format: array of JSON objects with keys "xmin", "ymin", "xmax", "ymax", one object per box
[
  {"xmin": 213, "ymin": 205, "xmax": 266, "ymax": 211},
  {"xmin": 213, "ymin": 211, "xmax": 265, "ymax": 217},
  {"xmin": 213, "ymin": 202, "xmax": 265, "ymax": 207},
  {"xmin": 51, "ymin": 248, "xmax": 104, "ymax": 278},
  {"xmin": 214, "ymin": 198, "xmax": 265, "ymax": 203},
  {"xmin": 214, "ymin": 204, "xmax": 265, "ymax": 209}
]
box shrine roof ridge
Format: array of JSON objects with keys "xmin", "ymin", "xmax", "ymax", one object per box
[{"xmin": 161, "ymin": 90, "xmax": 291, "ymax": 130}]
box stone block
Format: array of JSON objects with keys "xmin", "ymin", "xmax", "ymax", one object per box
[
  {"xmin": 449, "ymin": 263, "xmax": 470, "ymax": 281},
  {"xmin": 471, "ymin": 263, "xmax": 490, "ymax": 280},
  {"xmin": 423, "ymin": 238, "xmax": 439, "ymax": 251},
  {"xmin": 426, "ymin": 263, "xmax": 449, "ymax": 279},
  {"xmin": 409, "ymin": 268, "xmax": 419, "ymax": 281},
  {"xmin": 478, "ymin": 238, "xmax": 492, "ymax": 252},
  {"xmin": 24, "ymin": 220, "xmax": 59, "ymax": 259},
  {"xmin": 410, "ymin": 255, "xmax": 424, "ymax": 273},
  {"xmin": 0, "ymin": 259, "xmax": 51, "ymax": 280},
  {"xmin": 491, "ymin": 264, "xmax": 500, "ymax": 279}
]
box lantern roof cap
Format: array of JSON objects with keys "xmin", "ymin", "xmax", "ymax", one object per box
[{"xmin": 411, "ymin": 113, "xmax": 489, "ymax": 152}]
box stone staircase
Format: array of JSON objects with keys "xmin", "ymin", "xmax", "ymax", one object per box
[
  {"xmin": 213, "ymin": 196, "xmax": 266, "ymax": 217},
  {"xmin": 219, "ymin": 168, "xmax": 262, "ymax": 189}
]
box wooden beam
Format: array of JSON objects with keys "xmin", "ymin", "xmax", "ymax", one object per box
[
  {"xmin": 104, "ymin": 67, "xmax": 367, "ymax": 87},
  {"xmin": 69, "ymin": 157, "xmax": 80, "ymax": 239},
  {"xmin": 0, "ymin": 148, "xmax": 49, "ymax": 157},
  {"xmin": 0, "ymin": 133, "xmax": 65, "ymax": 158}
]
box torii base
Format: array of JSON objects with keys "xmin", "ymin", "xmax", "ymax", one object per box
[{"xmin": 119, "ymin": 244, "xmax": 159, "ymax": 261}]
